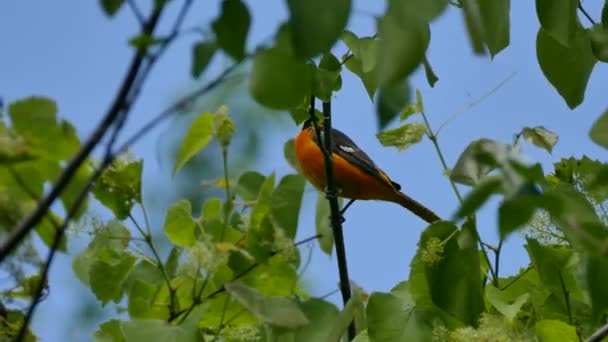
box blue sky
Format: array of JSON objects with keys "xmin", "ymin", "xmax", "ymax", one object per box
[{"xmin": 1, "ymin": 1, "xmax": 606, "ymax": 340}]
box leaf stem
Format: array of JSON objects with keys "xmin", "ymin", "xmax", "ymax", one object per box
[{"xmin": 420, "ymin": 110, "xmax": 497, "ymax": 283}]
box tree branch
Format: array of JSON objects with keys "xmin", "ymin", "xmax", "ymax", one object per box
[
  {"xmin": 309, "ymin": 98, "xmax": 356, "ymax": 340},
  {"xmin": 0, "ymin": 6, "xmax": 164, "ymax": 264}
]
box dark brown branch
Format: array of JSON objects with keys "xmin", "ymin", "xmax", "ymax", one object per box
[
  {"xmin": 318, "ymin": 100, "xmax": 356, "ymax": 341},
  {"xmin": 0, "ymin": 7, "xmax": 164, "ymax": 264}
]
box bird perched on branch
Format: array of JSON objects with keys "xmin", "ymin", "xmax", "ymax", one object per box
[{"xmin": 294, "ymin": 118, "xmax": 440, "ymax": 224}]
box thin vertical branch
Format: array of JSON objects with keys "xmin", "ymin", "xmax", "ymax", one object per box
[
  {"xmin": 309, "ymin": 98, "xmax": 356, "ymax": 340},
  {"xmin": 420, "ymin": 110, "xmax": 497, "ymax": 283}
]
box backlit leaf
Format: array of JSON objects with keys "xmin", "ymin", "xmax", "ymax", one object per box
[
  {"xmin": 191, "ymin": 41, "xmax": 217, "ymax": 78},
  {"xmin": 376, "ymin": 81, "xmax": 410, "ymax": 129},
  {"xmin": 225, "ymin": 282, "xmax": 309, "ymax": 328},
  {"xmin": 163, "ymin": 200, "xmax": 196, "ymax": 247},
  {"xmin": 535, "ymin": 0, "xmax": 578, "ymax": 46},
  {"xmin": 376, "ymin": 122, "xmax": 426, "ymax": 151},
  {"xmin": 173, "ymin": 112, "xmax": 214, "ymax": 176},
  {"xmin": 270, "ymin": 174, "xmax": 305, "ymax": 239},
  {"xmin": 521, "ymin": 126, "xmax": 559, "ymax": 154},
  {"xmin": 315, "ymin": 192, "xmax": 333, "ymax": 255},
  {"xmin": 93, "ymin": 155, "xmax": 142, "ymax": 219},
  {"xmin": 535, "ymin": 319, "xmax": 578, "ymax": 342}
]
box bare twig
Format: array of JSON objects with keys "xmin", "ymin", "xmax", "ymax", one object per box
[
  {"xmin": 0, "ymin": 7, "xmax": 165, "ymax": 264},
  {"xmin": 587, "ymin": 322, "xmax": 608, "ymax": 342},
  {"xmin": 578, "ymin": 1, "xmax": 596, "ymax": 25},
  {"xmin": 127, "ymin": 0, "xmax": 145, "ymax": 25}
]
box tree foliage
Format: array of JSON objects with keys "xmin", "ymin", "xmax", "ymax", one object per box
[{"xmin": 1, "ymin": 0, "xmax": 608, "ymax": 341}]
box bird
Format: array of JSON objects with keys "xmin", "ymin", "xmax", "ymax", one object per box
[{"xmin": 294, "ymin": 118, "xmax": 440, "ymax": 224}]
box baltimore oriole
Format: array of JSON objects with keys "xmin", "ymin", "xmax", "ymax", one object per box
[{"xmin": 294, "ymin": 119, "xmax": 440, "ymax": 224}]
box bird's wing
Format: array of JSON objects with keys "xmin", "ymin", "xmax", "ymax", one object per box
[{"xmin": 312, "ymin": 127, "xmax": 402, "ymax": 190}]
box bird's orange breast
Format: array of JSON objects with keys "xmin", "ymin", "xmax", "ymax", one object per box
[{"xmin": 294, "ymin": 128, "xmax": 398, "ymax": 201}]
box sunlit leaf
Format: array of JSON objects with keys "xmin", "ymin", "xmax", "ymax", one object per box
[
  {"xmin": 191, "ymin": 41, "xmax": 217, "ymax": 77},
  {"xmin": 590, "ymin": 108, "xmax": 608, "ymax": 148},
  {"xmin": 121, "ymin": 319, "xmax": 199, "ymax": 342},
  {"xmin": 287, "ymin": 0, "xmax": 351, "ymax": 59},
  {"xmin": 250, "ymin": 48, "xmax": 310, "ymax": 110},
  {"xmin": 521, "ymin": 126, "xmax": 558, "ymax": 154},
  {"xmin": 128, "ymin": 279, "xmax": 170, "ymax": 319},
  {"xmin": 173, "ymin": 112, "xmax": 214, "ymax": 176},
  {"xmin": 212, "ymin": 0, "xmax": 250, "ymax": 61},
  {"xmin": 344, "ymin": 55, "xmax": 378, "ymax": 100},
  {"xmin": 225, "ymin": 282, "xmax": 309, "ymax": 328},
  {"xmin": 89, "ymin": 252, "xmax": 137, "ymax": 305},
  {"xmin": 376, "ymin": 122, "xmax": 426, "ymax": 151},
  {"xmin": 400, "ymin": 89, "xmax": 424, "ymax": 121},
  {"xmin": 485, "ymin": 285, "xmax": 529, "ymax": 321},
  {"xmin": 163, "ymin": 200, "xmax": 196, "ymax": 247},
  {"xmin": 535, "ymin": 319, "xmax": 578, "ymax": 342},
  {"xmin": 537, "ymin": 26, "xmax": 596, "ymax": 109},
  {"xmin": 93, "ymin": 155, "xmax": 142, "ymax": 219},
  {"xmin": 367, "ymin": 291, "xmax": 434, "ymax": 341},
  {"xmin": 275, "ymin": 299, "xmax": 339, "ymax": 341},
  {"xmin": 94, "ymin": 319, "xmax": 125, "ymax": 342},
  {"xmin": 235, "ymin": 171, "xmax": 266, "ymax": 201}
]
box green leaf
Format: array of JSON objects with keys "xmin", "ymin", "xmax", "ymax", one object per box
[
  {"xmin": 450, "ymin": 139, "xmax": 509, "ymax": 185},
  {"xmin": 249, "ymin": 173, "xmax": 276, "ymax": 230},
  {"xmin": 315, "ymin": 192, "xmax": 334, "ymax": 255},
  {"xmin": 212, "ymin": 0, "xmax": 250, "ymax": 61},
  {"xmin": 128, "ymin": 279, "xmax": 170, "ymax": 319},
  {"xmin": 535, "ymin": 319, "xmax": 578, "ymax": 342},
  {"xmin": 367, "ymin": 291, "xmax": 434, "ymax": 341},
  {"xmin": 521, "ymin": 126, "xmax": 559, "ymax": 153},
  {"xmin": 498, "ymin": 193, "xmax": 559, "ymax": 238},
  {"xmin": 454, "ymin": 176, "xmax": 502, "ymax": 219},
  {"xmin": 286, "ymin": 0, "xmax": 351, "ymax": 59},
  {"xmin": 387, "ymin": 0, "xmax": 448, "ymax": 22},
  {"xmin": 535, "ymin": 0, "xmax": 578, "ymax": 46},
  {"xmin": 353, "ymin": 330, "xmax": 370, "ymax": 342},
  {"xmin": 283, "ymin": 139, "xmax": 301, "ymax": 173},
  {"xmin": 461, "ymin": 0, "xmax": 486, "ymax": 54},
  {"xmin": 270, "ymin": 174, "xmax": 305, "ymax": 239},
  {"xmin": 236, "ymin": 171, "xmax": 266, "ymax": 201},
  {"xmin": 94, "ymin": 319, "xmax": 125, "ymax": 342},
  {"xmin": 35, "ymin": 214, "xmax": 67, "ymax": 252},
  {"xmin": 311, "ymin": 64, "xmax": 340, "ymax": 102},
  {"xmin": 400, "ymin": 89, "xmax": 424, "ymax": 121},
  {"xmin": 525, "ymin": 239, "xmax": 577, "ymax": 297},
  {"xmin": 590, "ymin": 109, "xmax": 608, "ymax": 148},
  {"xmin": 422, "ymin": 56, "xmax": 439, "ymax": 87},
  {"xmin": 225, "ymin": 282, "xmax": 309, "ymax": 328},
  {"xmin": 276, "ymin": 299, "xmax": 339, "ymax": 341},
  {"xmin": 376, "ymin": 81, "xmax": 410, "ymax": 129},
  {"xmin": 410, "ymin": 221, "xmax": 484, "ymax": 325},
  {"xmin": 589, "ymin": 24, "xmax": 608, "ymax": 62},
  {"xmin": 191, "ymin": 41, "xmax": 217, "ymax": 78},
  {"xmin": 93, "ymin": 155, "xmax": 142, "ymax": 219},
  {"xmin": 537, "ymin": 26, "xmax": 596, "ymax": 109},
  {"xmin": 344, "ymin": 55, "xmax": 378, "ymax": 100},
  {"xmin": 250, "ymin": 48, "xmax": 310, "ymax": 110},
  {"xmin": 129, "ymin": 34, "xmax": 162, "ymax": 50},
  {"xmin": 376, "ymin": 122, "xmax": 426, "ymax": 151},
  {"xmin": 358, "ymin": 37, "xmax": 379, "ymax": 73},
  {"xmin": 89, "ymin": 252, "xmax": 137, "ymax": 305},
  {"xmin": 604, "ymin": 0, "xmax": 608, "ymax": 28},
  {"xmin": 121, "ymin": 319, "xmax": 200, "ymax": 342},
  {"xmin": 377, "ymin": 14, "xmax": 430, "ymax": 85},
  {"xmin": 163, "ymin": 200, "xmax": 196, "ymax": 247},
  {"xmin": 173, "ymin": 112, "xmax": 214, "ymax": 176},
  {"xmin": 480, "ymin": 0, "xmax": 510, "ymax": 56},
  {"xmin": 485, "ymin": 285, "xmax": 529, "ymax": 321},
  {"xmin": 8, "ymin": 96, "xmax": 80, "ymax": 161},
  {"xmin": 99, "ymin": 0, "xmax": 124, "ymax": 17},
  {"xmin": 584, "ymin": 256, "xmax": 608, "ymax": 319}
]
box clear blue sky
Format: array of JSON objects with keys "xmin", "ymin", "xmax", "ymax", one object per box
[{"xmin": 1, "ymin": 1, "xmax": 606, "ymax": 340}]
